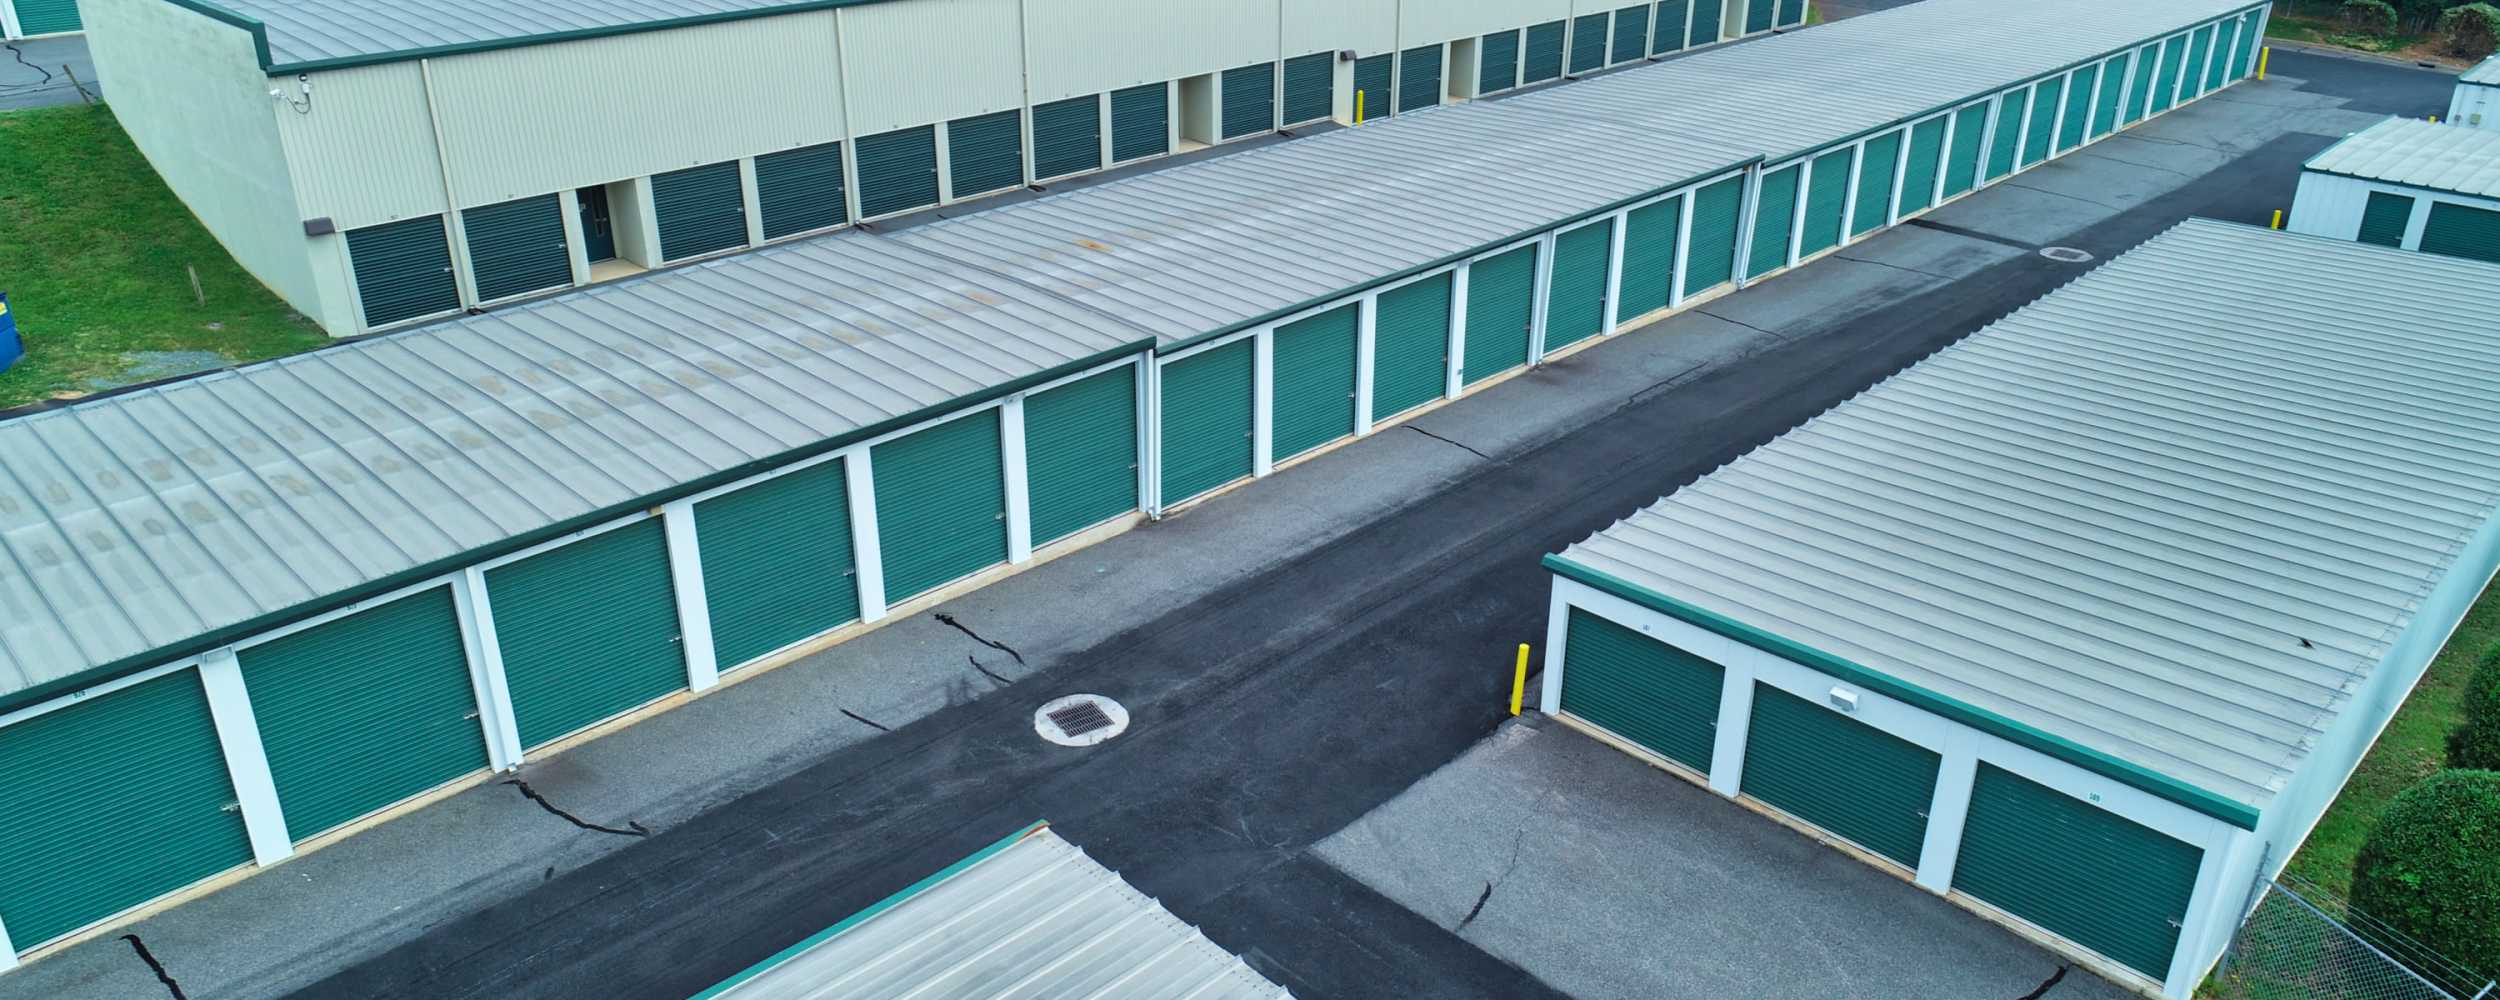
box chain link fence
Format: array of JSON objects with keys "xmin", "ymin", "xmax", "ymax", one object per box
[{"xmin": 2213, "ymin": 874, "xmax": 2494, "ymax": 1000}]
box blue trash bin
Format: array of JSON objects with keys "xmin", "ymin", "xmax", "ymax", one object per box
[{"xmin": 0, "ymin": 293, "xmax": 19, "ymax": 375}]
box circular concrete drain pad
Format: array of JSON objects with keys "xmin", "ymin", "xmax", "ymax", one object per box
[
  {"xmin": 1035, "ymin": 694, "xmax": 1130, "ymax": 747},
  {"xmin": 2039, "ymin": 246, "xmax": 2094, "ymax": 263}
]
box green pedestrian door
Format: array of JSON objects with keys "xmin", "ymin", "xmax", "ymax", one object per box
[
  {"xmin": 2355, "ymin": 192, "xmax": 2415, "ymax": 248},
  {"xmin": 12, "ymin": 0, "xmax": 78, "ymax": 34},
  {"xmin": 1799, "ymin": 147, "xmax": 1851, "ymax": 256},
  {"xmin": 1616, "ymin": 195, "xmax": 1681, "ymax": 319},
  {"xmin": 1953, "ymin": 764, "xmax": 2204, "ymax": 980},
  {"xmin": 0, "ymin": 672, "xmax": 250, "ymax": 950},
  {"xmin": 1544, "ymin": 221, "xmax": 1613, "ymax": 351},
  {"xmin": 1371, "ymin": 274, "xmax": 1450, "ymax": 421},
  {"xmin": 241, "ymin": 587, "xmax": 489, "ymax": 841},
  {"xmin": 1558, "ymin": 609, "xmax": 1722, "ymax": 773},
  {"xmin": 462, "ymin": 194, "xmax": 571, "ymax": 302},
  {"xmin": 1025, "ymin": 366, "xmax": 1139, "ymax": 545},
  {"xmin": 2420, "ymin": 203, "xmax": 2500, "ymax": 263},
  {"xmin": 1159, "ymin": 340, "xmax": 1255, "ymax": 504},
  {"xmin": 488, "ymin": 519, "xmax": 686, "ymax": 750},
  {"xmin": 1271, "ymin": 304, "xmax": 1359, "ymax": 461},
  {"xmin": 874, "ymin": 410, "xmax": 1008, "ymax": 602},
  {"xmin": 346, "ymin": 215, "xmax": 460, "ymax": 328},
  {"xmin": 1739, "ymin": 685, "xmax": 1940, "ymax": 869},
  {"xmin": 1463, "ymin": 244, "xmax": 1538, "ymax": 384},
  {"xmin": 697, "ymin": 460, "xmax": 858, "ymax": 670},
  {"xmin": 1684, "ymin": 176, "xmax": 1744, "ymax": 293},
  {"xmin": 653, "ymin": 160, "xmax": 749, "ymax": 262}
]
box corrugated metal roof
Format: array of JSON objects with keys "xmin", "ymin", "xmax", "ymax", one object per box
[
  {"xmin": 0, "ymin": 236, "xmax": 1146, "ymax": 699},
  {"xmin": 700, "ymin": 825, "xmax": 1292, "ymax": 1000},
  {"xmin": 2306, "ymin": 115, "xmax": 2500, "ymax": 199},
  {"xmin": 898, "ymin": 0, "xmax": 2259, "ymax": 348},
  {"xmin": 2464, "ymin": 53, "xmax": 2500, "ymax": 86},
  {"xmin": 198, "ymin": 0, "xmax": 835, "ymax": 70},
  {"xmin": 1555, "ymin": 220, "xmax": 2500, "ymax": 813}
]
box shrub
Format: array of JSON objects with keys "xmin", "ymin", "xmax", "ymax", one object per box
[
  {"xmin": 2449, "ymin": 647, "xmax": 2500, "ymax": 770},
  {"xmin": 2397, "ymin": 0, "xmax": 2459, "ymax": 32},
  {"xmin": 2440, "ymin": 3, "xmax": 2500, "ymax": 57},
  {"xmin": 2343, "ymin": 0, "xmax": 2401, "ymax": 34},
  {"xmin": 2348, "ymin": 770, "xmax": 2500, "ymax": 984}
]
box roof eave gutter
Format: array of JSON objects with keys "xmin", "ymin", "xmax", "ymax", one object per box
[
  {"xmin": 161, "ymin": 0, "xmax": 275, "ymax": 72},
  {"xmin": 1542, "ymin": 553, "xmax": 2264, "ymax": 831}
]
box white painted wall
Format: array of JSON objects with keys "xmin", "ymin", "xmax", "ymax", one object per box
[
  {"xmin": 841, "ymin": 0, "xmax": 1025, "ymax": 134},
  {"xmin": 2289, "ymin": 170, "xmax": 2500, "ymax": 249},
  {"xmin": 2451, "ymin": 83, "xmax": 2497, "ymax": 130},
  {"xmin": 1286, "ymin": 0, "xmax": 1395, "ymax": 57},
  {"xmin": 1029, "ymin": 0, "xmax": 1283, "ymax": 102},
  {"xmin": 272, "ymin": 62, "xmax": 448, "ymax": 229},
  {"xmin": 1397, "ymin": 0, "xmax": 1572, "ymax": 47}
]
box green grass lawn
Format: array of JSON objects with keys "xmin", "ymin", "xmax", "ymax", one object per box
[
  {"xmin": 2282, "ymin": 579, "xmax": 2500, "ymax": 900},
  {"xmin": 0, "ymin": 104, "xmax": 325, "ymax": 409},
  {"xmin": 2264, "ymin": 12, "xmax": 2427, "ymax": 56}
]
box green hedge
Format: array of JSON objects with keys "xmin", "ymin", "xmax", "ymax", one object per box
[
  {"xmin": 2441, "ymin": 3, "xmax": 2500, "ymax": 56},
  {"xmin": 2345, "ymin": 0, "xmax": 2401, "ymax": 32},
  {"xmin": 2449, "ymin": 648, "xmax": 2500, "ymax": 770},
  {"xmin": 2349, "ymin": 770, "xmax": 2500, "ymax": 985}
]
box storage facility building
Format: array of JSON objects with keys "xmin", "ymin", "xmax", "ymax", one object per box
[
  {"xmin": 1539, "ymin": 220, "xmax": 2500, "ymax": 999},
  {"xmin": 2455, "ymin": 53, "xmax": 2498, "ymax": 130},
  {"xmin": 81, "ymin": 0, "xmax": 1807, "ymax": 338},
  {"xmin": 2289, "ymin": 116, "xmax": 2500, "ymax": 261},
  {"xmin": 0, "ymin": 0, "xmax": 2265, "ymax": 973},
  {"xmin": 0, "ymin": 0, "xmax": 77, "ymax": 38}
]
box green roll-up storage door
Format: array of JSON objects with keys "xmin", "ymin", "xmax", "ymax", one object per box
[
  {"xmin": 1739, "ymin": 685, "xmax": 1939, "ymax": 869},
  {"xmin": 1900, "ymin": 117, "xmax": 1946, "ymax": 214},
  {"xmin": 13, "ymin": 0, "xmax": 79, "ymax": 34},
  {"xmin": 1852, "ymin": 132, "xmax": 1901, "ymax": 237},
  {"xmin": 2090, "ymin": 57, "xmax": 2126, "ymax": 138},
  {"xmin": 1160, "ymin": 340, "xmax": 1255, "ymax": 503},
  {"xmin": 2228, "ymin": 13, "xmax": 2259, "ymax": 81},
  {"xmin": 1222, "ymin": 63, "xmax": 1276, "ymax": 139},
  {"xmin": 1558, "ymin": 609, "xmax": 1721, "ymax": 772},
  {"xmin": 1943, "ymin": 104, "xmax": 1988, "ymax": 197},
  {"xmin": 2019, "ymin": 78, "xmax": 2060, "ymax": 167},
  {"xmin": 489, "ymin": 519, "xmax": 685, "ymax": 750},
  {"xmin": 1800, "ymin": 148, "xmax": 1850, "ymax": 255},
  {"xmin": 1480, "ymin": 31, "xmax": 1520, "ymax": 93},
  {"xmin": 1953, "ymin": 764, "xmax": 2204, "ymax": 980},
  {"xmin": 2127, "ymin": 44, "xmax": 2160, "ymax": 124},
  {"xmin": 1612, "ymin": 6, "xmax": 1649, "ymax": 64},
  {"xmin": 462, "ymin": 194, "xmax": 570, "ymax": 303},
  {"xmin": 1570, "ymin": 13, "xmax": 1608, "ymax": 73},
  {"xmin": 1777, "ymin": 0, "xmax": 1804, "ymax": 27},
  {"xmin": 2151, "ymin": 35, "xmax": 2186, "ymax": 113},
  {"xmin": 0, "ymin": 671, "xmax": 250, "ymax": 949},
  {"xmin": 1353, "ymin": 54, "xmax": 1393, "ymax": 120},
  {"xmin": 1399, "ymin": 45, "xmax": 1442, "ymax": 113},
  {"xmin": 1687, "ymin": 1, "xmax": 1719, "ymax": 46},
  {"xmin": 1986, "ymin": 90, "xmax": 2028, "ymax": 180},
  {"xmin": 1111, "ymin": 83, "xmax": 1170, "ymax": 162},
  {"xmin": 1031, "ymin": 96, "xmax": 1102, "ymax": 180},
  {"xmin": 654, "ymin": 160, "xmax": 749, "ymax": 262},
  {"xmin": 948, "ymin": 109, "xmax": 1025, "ymax": 198},
  {"xmin": 1272, "ymin": 304, "xmax": 1359, "ymax": 460},
  {"xmin": 2421, "ymin": 203, "xmax": 2500, "ymax": 263},
  {"xmin": 347, "ymin": 216, "xmax": 459, "ymax": 328},
  {"xmin": 2206, "ymin": 21, "xmax": 2237, "ymax": 94},
  {"xmin": 1617, "ymin": 196, "xmax": 1680, "ymax": 318},
  {"xmin": 1281, "ymin": 53, "xmax": 1333, "ymax": 126},
  {"xmin": 1524, "ymin": 21, "xmax": 1566, "ymax": 83},
  {"xmin": 2355, "ymin": 191, "xmax": 2416, "ymax": 249},
  {"xmin": 241, "ymin": 587, "xmax": 487, "ymax": 841},
  {"xmin": 856, "ymin": 125, "xmax": 940, "ymax": 219},
  {"xmin": 1463, "ymin": 244, "xmax": 1537, "ymax": 384},
  {"xmin": 1025, "ymin": 365, "xmax": 1139, "ymax": 545},
  {"xmin": 874, "ymin": 410, "xmax": 1008, "ymax": 602},
  {"xmin": 697, "ymin": 460, "xmax": 857, "ymax": 670},
  {"xmin": 1745, "ymin": 0, "xmax": 1773, "ymax": 34},
  {"xmin": 2184, "ymin": 24, "xmax": 2215, "ymax": 100},
  {"xmin": 1748, "ymin": 163, "xmax": 1801, "ymax": 278},
  {"xmin": 755, "ymin": 141, "xmax": 847, "ymax": 239},
  {"xmin": 1372, "ymin": 274, "xmax": 1450, "ymax": 421},
  {"xmin": 1654, "ymin": 0, "xmax": 1688, "ymax": 54},
  {"xmin": 2059, "ymin": 66, "xmax": 2096, "ymax": 151},
  {"xmin": 1545, "ymin": 220, "xmax": 1613, "ymax": 351},
  {"xmin": 1684, "ymin": 175, "xmax": 1743, "ymax": 293}
]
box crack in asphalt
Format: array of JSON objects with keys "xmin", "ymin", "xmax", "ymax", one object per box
[
  {"xmin": 1904, "ymin": 218, "xmax": 2042, "ymax": 251},
  {"xmin": 121, "ymin": 935, "xmax": 188, "ymax": 1000},
  {"xmin": 967, "ymin": 654, "xmax": 1012, "ymax": 687},
  {"xmin": 505, "ymin": 780, "xmax": 650, "ymax": 838},
  {"xmin": 2014, "ymin": 964, "xmax": 2069, "ymax": 1000},
  {"xmin": 1406, "ymin": 424, "xmax": 1493, "ymax": 460},
  {"xmin": 1695, "ymin": 309, "xmax": 1790, "ymax": 342},
  {"xmin": 935, "ymin": 612, "xmax": 1025, "ymax": 665},
  {"xmin": 1455, "ymin": 821, "xmax": 1534, "ymax": 933},
  {"xmin": 1830, "ymin": 252, "xmax": 1957, "ymax": 281},
  {"xmin": 840, "ymin": 708, "xmax": 890, "ymax": 732}
]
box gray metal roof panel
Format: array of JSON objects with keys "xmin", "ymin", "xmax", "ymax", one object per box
[
  {"xmin": 2306, "ymin": 116, "xmax": 2500, "ymax": 199},
  {"xmin": 201, "ymin": 0, "xmax": 820, "ymax": 69},
  {"xmin": 707, "ymin": 826, "xmax": 1291, "ymax": 1000},
  {"xmin": 1557, "ymin": 221, "xmax": 2500, "ymax": 812},
  {"xmin": 0, "ymin": 235, "xmax": 1143, "ymax": 695},
  {"xmin": 2465, "ymin": 53, "xmax": 2500, "ymax": 86}
]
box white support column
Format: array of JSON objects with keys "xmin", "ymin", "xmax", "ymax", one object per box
[
  {"xmin": 0, "ymin": 1, "xmax": 23, "ymax": 42},
  {"xmin": 1669, "ymin": 192, "xmax": 1696, "ymax": 306},
  {"xmin": 1097, "ymin": 93, "xmax": 1116, "ymax": 169},
  {"xmin": 1140, "ymin": 355, "xmax": 1163, "ymax": 517},
  {"xmin": 2168, "ymin": 34, "xmax": 2192, "ymax": 109},
  {"xmin": 845, "ymin": 451, "xmax": 890, "ymax": 621},
  {"xmin": 2009, "ymin": 84, "xmax": 2035, "ymax": 174},
  {"xmin": 1731, "ymin": 163, "xmax": 1764, "ymax": 290},
  {"xmin": 2400, "ymin": 198, "xmax": 2433, "ymax": 251},
  {"xmin": 1527, "ymin": 232, "xmax": 1556, "ymax": 362},
  {"xmin": 1601, "ymin": 210, "xmax": 1629, "ymax": 334},
  {"xmin": 1252, "ymin": 330, "xmax": 1276, "ymax": 476},
  {"xmin": 2164, "ymin": 832, "xmax": 2244, "ymax": 998},
  {"xmin": 1445, "ymin": 263, "xmax": 1471, "ymax": 399},
  {"xmin": 1705, "ymin": 671, "xmax": 1754, "ymax": 796},
  {"xmin": 0, "ymin": 908, "xmax": 15, "ymax": 972},
  {"xmin": 2083, "ymin": 62, "xmax": 2108, "ymax": 145},
  {"xmin": 2115, "ymin": 50, "xmax": 2139, "ymax": 127},
  {"xmin": 1887, "ymin": 127, "xmax": 1912, "ymax": 225},
  {"xmin": 1974, "ymin": 95, "xmax": 2004, "ymax": 185},
  {"xmin": 662, "ymin": 502, "xmax": 720, "ymax": 691},
  {"xmin": 197, "ymin": 652, "xmax": 294, "ymax": 867},
  {"xmin": 1537, "ymin": 590, "xmax": 1572, "ymax": 713},
  {"xmin": 2194, "ymin": 25, "xmax": 2220, "ymax": 100},
  {"xmin": 1353, "ymin": 296, "xmax": 1379, "ymax": 435},
  {"xmin": 558, "ymin": 190, "xmax": 592, "ymax": 288},
  {"xmin": 1784, "ymin": 162, "xmax": 1810, "ymax": 267},
  {"xmin": 1933, "ymin": 110, "xmax": 1957, "ymax": 206},
  {"xmin": 933, "ymin": 120, "xmax": 956, "ymax": 204},
  {"xmin": 1002, "ymin": 397, "xmax": 1034, "ymax": 562},
  {"xmin": 455, "ymin": 567, "xmax": 525, "ymax": 769},
  {"xmin": 1837, "ymin": 144, "xmax": 1865, "ymax": 249},
  {"xmin": 1914, "ymin": 746, "xmax": 1979, "ymax": 892},
  {"xmin": 737, "ymin": 157, "xmax": 766, "ymax": 247},
  {"xmin": 2046, "ymin": 72, "xmax": 2072, "ymax": 158}
]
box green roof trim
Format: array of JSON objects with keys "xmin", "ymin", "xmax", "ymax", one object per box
[
  {"xmin": 0, "ymin": 341, "xmax": 1154, "ymax": 719},
  {"xmin": 689, "ymin": 820, "xmax": 1051, "ymax": 1000},
  {"xmin": 1542, "ymin": 553, "xmax": 2264, "ymax": 830},
  {"xmin": 162, "ymin": 0, "xmax": 275, "ymax": 69}
]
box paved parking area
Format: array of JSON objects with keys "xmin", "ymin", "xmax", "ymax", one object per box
[{"xmin": 1318, "ymin": 716, "xmax": 2142, "ymax": 1000}]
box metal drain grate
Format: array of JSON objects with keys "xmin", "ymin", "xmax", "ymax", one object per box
[
  {"xmin": 1047, "ymin": 701, "xmax": 1115, "ymax": 737},
  {"xmin": 2039, "ymin": 246, "xmax": 2094, "ymax": 263},
  {"xmin": 1035, "ymin": 694, "xmax": 1130, "ymax": 747}
]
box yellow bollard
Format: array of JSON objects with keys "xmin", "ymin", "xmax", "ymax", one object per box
[
  {"xmin": 2257, "ymin": 47, "xmax": 2269, "ymax": 81},
  {"xmin": 2431, "ymin": 115, "xmax": 2440, "ymax": 124},
  {"xmin": 1509, "ymin": 644, "xmax": 1531, "ymax": 716},
  {"xmin": 2271, "ymin": 209, "xmax": 2283, "ymax": 230},
  {"xmin": 1355, "ymin": 90, "xmax": 1366, "ymax": 124}
]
